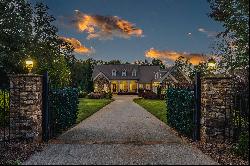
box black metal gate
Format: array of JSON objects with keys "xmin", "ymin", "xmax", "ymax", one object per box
[
  {"xmin": 193, "ymin": 71, "xmax": 201, "ymax": 141},
  {"xmin": 0, "ymin": 84, "xmax": 21, "ymax": 144},
  {"xmin": 42, "ymin": 72, "xmax": 51, "ymax": 142}
]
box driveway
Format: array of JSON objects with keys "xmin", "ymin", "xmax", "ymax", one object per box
[{"xmin": 23, "ymin": 95, "xmax": 218, "ymax": 165}]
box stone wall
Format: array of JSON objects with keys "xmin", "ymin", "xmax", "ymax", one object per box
[
  {"xmin": 200, "ymin": 77, "xmax": 233, "ymax": 143},
  {"xmin": 9, "ymin": 74, "xmax": 43, "ymax": 142},
  {"xmin": 94, "ymin": 74, "xmax": 110, "ymax": 92}
]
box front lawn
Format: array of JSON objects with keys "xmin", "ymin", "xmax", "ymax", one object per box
[
  {"xmin": 133, "ymin": 98, "xmax": 167, "ymax": 123},
  {"xmin": 77, "ymin": 98, "xmax": 113, "ymax": 123}
]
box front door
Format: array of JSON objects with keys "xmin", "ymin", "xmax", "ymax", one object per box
[{"xmin": 112, "ymin": 84, "xmax": 117, "ymax": 93}]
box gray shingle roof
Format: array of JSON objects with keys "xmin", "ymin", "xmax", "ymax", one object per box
[{"xmin": 92, "ymin": 64, "xmax": 160, "ymax": 83}]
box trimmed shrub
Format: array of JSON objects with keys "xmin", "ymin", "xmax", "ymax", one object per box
[
  {"xmin": 138, "ymin": 88, "xmax": 144, "ymax": 97},
  {"xmin": 78, "ymin": 90, "xmax": 87, "ymax": 98},
  {"xmin": 141, "ymin": 91, "xmax": 158, "ymax": 99},
  {"xmin": 166, "ymin": 87, "xmax": 194, "ymax": 138},
  {"xmin": 87, "ymin": 92, "xmax": 112, "ymax": 99},
  {"xmin": 49, "ymin": 87, "xmax": 79, "ymax": 135},
  {"xmin": 105, "ymin": 92, "xmax": 113, "ymax": 99},
  {"xmin": 117, "ymin": 92, "xmax": 138, "ymax": 95}
]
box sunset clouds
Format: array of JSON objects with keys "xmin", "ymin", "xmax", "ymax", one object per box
[
  {"xmin": 73, "ymin": 10, "xmax": 143, "ymax": 40},
  {"xmin": 60, "ymin": 37, "xmax": 93, "ymax": 55},
  {"xmin": 145, "ymin": 48, "xmax": 208, "ymax": 65}
]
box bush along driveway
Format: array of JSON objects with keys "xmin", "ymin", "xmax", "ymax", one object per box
[{"xmin": 23, "ymin": 95, "xmax": 218, "ymax": 165}]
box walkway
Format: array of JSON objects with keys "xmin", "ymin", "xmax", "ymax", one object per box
[{"xmin": 23, "ymin": 96, "xmax": 218, "ymax": 165}]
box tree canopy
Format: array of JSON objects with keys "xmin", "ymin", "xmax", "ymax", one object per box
[{"xmin": 208, "ymin": 0, "xmax": 249, "ymax": 79}]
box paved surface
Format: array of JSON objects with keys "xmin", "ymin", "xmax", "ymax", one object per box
[{"xmin": 23, "ymin": 95, "xmax": 218, "ymax": 165}]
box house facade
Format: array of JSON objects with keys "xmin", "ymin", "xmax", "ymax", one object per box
[
  {"xmin": 92, "ymin": 64, "xmax": 191, "ymax": 94},
  {"xmin": 92, "ymin": 64, "xmax": 160, "ymax": 93}
]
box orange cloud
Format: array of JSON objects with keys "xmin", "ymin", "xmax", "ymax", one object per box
[
  {"xmin": 145, "ymin": 48, "xmax": 209, "ymax": 65},
  {"xmin": 73, "ymin": 10, "xmax": 143, "ymax": 40},
  {"xmin": 60, "ymin": 37, "xmax": 93, "ymax": 55}
]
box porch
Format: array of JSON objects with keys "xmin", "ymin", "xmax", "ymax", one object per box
[{"xmin": 110, "ymin": 80, "xmax": 139, "ymax": 93}]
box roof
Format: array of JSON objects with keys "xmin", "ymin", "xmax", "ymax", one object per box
[
  {"xmin": 92, "ymin": 64, "xmax": 160, "ymax": 83},
  {"xmin": 152, "ymin": 67, "xmax": 173, "ymax": 82}
]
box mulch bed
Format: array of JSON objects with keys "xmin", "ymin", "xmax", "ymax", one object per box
[
  {"xmin": 190, "ymin": 141, "xmax": 249, "ymax": 165},
  {"xmin": 165, "ymin": 125, "xmax": 249, "ymax": 165},
  {"xmin": 0, "ymin": 141, "xmax": 46, "ymax": 165},
  {"xmin": 172, "ymin": 130, "xmax": 249, "ymax": 165}
]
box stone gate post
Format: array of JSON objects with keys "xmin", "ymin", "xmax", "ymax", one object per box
[
  {"xmin": 9, "ymin": 74, "xmax": 43, "ymax": 142},
  {"xmin": 200, "ymin": 77, "xmax": 233, "ymax": 143}
]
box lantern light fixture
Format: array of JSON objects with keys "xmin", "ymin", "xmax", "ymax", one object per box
[{"xmin": 25, "ymin": 57, "xmax": 34, "ymax": 74}]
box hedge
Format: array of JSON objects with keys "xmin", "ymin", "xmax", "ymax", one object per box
[
  {"xmin": 166, "ymin": 87, "xmax": 194, "ymax": 138},
  {"xmin": 49, "ymin": 87, "xmax": 79, "ymax": 135}
]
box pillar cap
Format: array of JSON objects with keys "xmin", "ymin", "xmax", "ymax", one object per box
[{"xmin": 8, "ymin": 74, "xmax": 43, "ymax": 77}]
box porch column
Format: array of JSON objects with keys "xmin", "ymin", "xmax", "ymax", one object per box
[
  {"xmin": 110, "ymin": 81, "xmax": 112, "ymax": 93},
  {"xmin": 118, "ymin": 80, "xmax": 120, "ymax": 92},
  {"xmin": 127, "ymin": 81, "xmax": 130, "ymax": 92},
  {"xmin": 136, "ymin": 82, "xmax": 139, "ymax": 93}
]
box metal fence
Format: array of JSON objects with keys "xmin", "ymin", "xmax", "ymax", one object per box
[
  {"xmin": 0, "ymin": 86, "xmax": 21, "ymax": 145},
  {"xmin": 230, "ymin": 89, "xmax": 249, "ymax": 142}
]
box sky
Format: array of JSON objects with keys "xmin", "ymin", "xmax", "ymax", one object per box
[{"xmin": 30, "ymin": 0, "xmax": 225, "ymax": 64}]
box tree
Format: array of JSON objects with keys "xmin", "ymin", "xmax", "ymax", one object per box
[
  {"xmin": 174, "ymin": 56, "xmax": 209, "ymax": 79},
  {"xmin": 31, "ymin": 2, "xmax": 72, "ymax": 87},
  {"xmin": 152, "ymin": 58, "xmax": 165, "ymax": 69},
  {"xmin": 208, "ymin": 0, "xmax": 249, "ymax": 78},
  {"xmin": 0, "ymin": 0, "xmax": 33, "ymax": 75},
  {"xmin": 0, "ymin": 1, "xmax": 73, "ymax": 87},
  {"xmin": 69, "ymin": 58, "xmax": 95, "ymax": 93},
  {"xmin": 106, "ymin": 60, "xmax": 121, "ymax": 65}
]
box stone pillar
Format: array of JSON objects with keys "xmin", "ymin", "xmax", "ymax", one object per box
[
  {"xmin": 127, "ymin": 81, "xmax": 130, "ymax": 92},
  {"xmin": 9, "ymin": 74, "xmax": 43, "ymax": 142},
  {"xmin": 200, "ymin": 77, "xmax": 233, "ymax": 143},
  {"xmin": 118, "ymin": 80, "xmax": 120, "ymax": 93}
]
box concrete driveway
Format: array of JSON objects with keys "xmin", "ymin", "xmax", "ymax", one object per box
[{"xmin": 23, "ymin": 95, "xmax": 218, "ymax": 165}]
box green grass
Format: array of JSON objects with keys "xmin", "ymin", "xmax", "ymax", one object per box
[
  {"xmin": 77, "ymin": 98, "xmax": 113, "ymax": 123},
  {"xmin": 133, "ymin": 98, "xmax": 167, "ymax": 123}
]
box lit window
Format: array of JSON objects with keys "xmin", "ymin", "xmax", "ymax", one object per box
[
  {"xmin": 122, "ymin": 69, "xmax": 126, "ymax": 76},
  {"xmin": 112, "ymin": 69, "xmax": 116, "ymax": 76},
  {"xmin": 132, "ymin": 69, "xmax": 136, "ymax": 76}
]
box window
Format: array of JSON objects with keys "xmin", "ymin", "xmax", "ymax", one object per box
[
  {"xmin": 122, "ymin": 69, "xmax": 126, "ymax": 76},
  {"xmin": 132, "ymin": 69, "xmax": 137, "ymax": 76},
  {"xmin": 155, "ymin": 72, "xmax": 159, "ymax": 79},
  {"xmin": 112, "ymin": 69, "xmax": 116, "ymax": 76}
]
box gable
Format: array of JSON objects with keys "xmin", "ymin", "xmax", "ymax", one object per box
[
  {"xmin": 93, "ymin": 72, "xmax": 110, "ymax": 82},
  {"xmin": 160, "ymin": 66, "xmax": 191, "ymax": 84}
]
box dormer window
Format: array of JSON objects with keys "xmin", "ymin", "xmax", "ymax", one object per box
[
  {"xmin": 122, "ymin": 69, "xmax": 126, "ymax": 76},
  {"xmin": 132, "ymin": 69, "xmax": 137, "ymax": 77},
  {"xmin": 112, "ymin": 69, "xmax": 116, "ymax": 76},
  {"xmin": 155, "ymin": 72, "xmax": 159, "ymax": 79}
]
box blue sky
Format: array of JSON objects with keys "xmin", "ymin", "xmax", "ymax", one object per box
[{"xmin": 30, "ymin": 0, "xmax": 224, "ymax": 63}]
